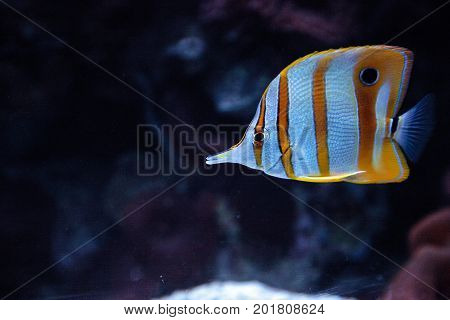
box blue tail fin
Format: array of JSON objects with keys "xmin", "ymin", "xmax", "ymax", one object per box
[{"xmin": 393, "ymin": 94, "xmax": 434, "ymax": 162}]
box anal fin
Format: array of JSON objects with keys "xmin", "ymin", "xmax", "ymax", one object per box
[
  {"xmin": 346, "ymin": 139, "xmax": 409, "ymax": 184},
  {"xmin": 295, "ymin": 171, "xmax": 365, "ymax": 183}
]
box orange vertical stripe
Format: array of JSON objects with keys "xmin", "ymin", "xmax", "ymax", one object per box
[
  {"xmin": 353, "ymin": 49, "xmax": 385, "ymax": 176},
  {"xmin": 277, "ymin": 72, "xmax": 295, "ymax": 178},
  {"xmin": 312, "ymin": 55, "xmax": 333, "ymax": 176},
  {"xmin": 352, "ymin": 47, "xmax": 411, "ymax": 182},
  {"xmin": 253, "ymin": 89, "xmax": 267, "ymax": 167}
]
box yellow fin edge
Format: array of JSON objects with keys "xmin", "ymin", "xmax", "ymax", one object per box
[{"xmin": 294, "ymin": 171, "xmax": 365, "ymax": 183}]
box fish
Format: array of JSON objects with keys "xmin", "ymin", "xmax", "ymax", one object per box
[{"xmin": 206, "ymin": 46, "xmax": 434, "ymax": 183}]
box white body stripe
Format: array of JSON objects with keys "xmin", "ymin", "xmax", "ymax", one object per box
[
  {"xmin": 324, "ymin": 52, "xmax": 360, "ymax": 174},
  {"xmin": 262, "ymin": 75, "xmax": 287, "ymax": 178},
  {"xmin": 372, "ymin": 81, "xmax": 390, "ymax": 169},
  {"xmin": 286, "ymin": 56, "xmax": 321, "ymax": 176},
  {"xmin": 392, "ymin": 51, "xmax": 409, "ymax": 117}
]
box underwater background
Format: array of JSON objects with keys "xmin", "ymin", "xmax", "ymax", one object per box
[{"xmin": 0, "ymin": 0, "xmax": 449, "ymax": 299}]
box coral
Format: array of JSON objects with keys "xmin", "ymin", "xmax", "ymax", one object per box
[
  {"xmin": 163, "ymin": 281, "xmax": 344, "ymax": 299},
  {"xmin": 382, "ymin": 207, "xmax": 450, "ymax": 299},
  {"xmin": 200, "ymin": 0, "xmax": 355, "ymax": 43}
]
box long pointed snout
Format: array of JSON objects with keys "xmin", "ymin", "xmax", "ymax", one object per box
[{"xmin": 205, "ymin": 148, "xmax": 236, "ymax": 165}]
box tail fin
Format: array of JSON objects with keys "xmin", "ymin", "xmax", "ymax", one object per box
[{"xmin": 393, "ymin": 94, "xmax": 435, "ymax": 162}]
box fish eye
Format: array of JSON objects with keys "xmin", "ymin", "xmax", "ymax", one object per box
[
  {"xmin": 253, "ymin": 132, "xmax": 266, "ymax": 144},
  {"xmin": 359, "ymin": 68, "xmax": 379, "ymax": 86}
]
